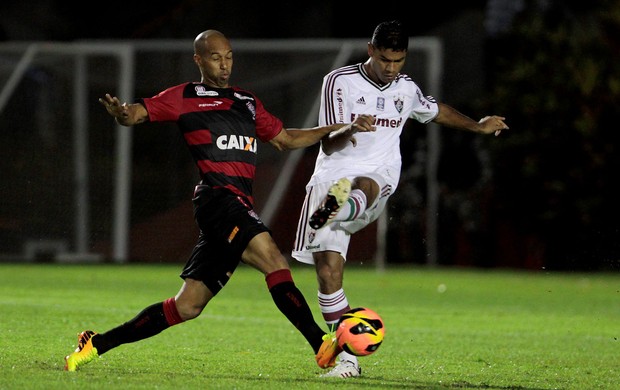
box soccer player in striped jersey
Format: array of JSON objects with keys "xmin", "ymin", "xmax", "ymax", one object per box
[
  {"xmin": 64, "ymin": 29, "xmax": 375, "ymax": 373},
  {"xmin": 292, "ymin": 20, "xmax": 509, "ymax": 378}
]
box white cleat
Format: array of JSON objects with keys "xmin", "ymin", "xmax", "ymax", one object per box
[
  {"xmin": 319, "ymin": 359, "xmax": 361, "ymax": 378},
  {"xmin": 309, "ymin": 178, "xmax": 352, "ymax": 229}
]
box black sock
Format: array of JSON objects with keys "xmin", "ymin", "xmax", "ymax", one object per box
[
  {"xmin": 266, "ymin": 270, "xmax": 325, "ymax": 353},
  {"xmin": 92, "ymin": 301, "xmax": 172, "ymax": 355}
]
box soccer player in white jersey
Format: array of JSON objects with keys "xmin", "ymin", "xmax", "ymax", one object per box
[{"xmin": 292, "ymin": 20, "xmax": 509, "ymax": 378}]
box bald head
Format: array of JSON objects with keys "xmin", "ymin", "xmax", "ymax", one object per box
[
  {"xmin": 192, "ymin": 30, "xmax": 233, "ymax": 88},
  {"xmin": 194, "ymin": 30, "xmax": 228, "ymax": 56}
]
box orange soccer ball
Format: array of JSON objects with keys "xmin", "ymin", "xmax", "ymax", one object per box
[{"xmin": 335, "ymin": 307, "xmax": 385, "ymax": 356}]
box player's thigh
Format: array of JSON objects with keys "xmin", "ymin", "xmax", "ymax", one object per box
[{"xmin": 242, "ymin": 231, "xmax": 289, "ymax": 274}]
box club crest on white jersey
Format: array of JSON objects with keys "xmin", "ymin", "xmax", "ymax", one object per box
[{"xmin": 393, "ymin": 95, "xmax": 404, "ymax": 113}]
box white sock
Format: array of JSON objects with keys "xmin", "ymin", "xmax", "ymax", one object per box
[
  {"xmin": 334, "ymin": 189, "xmax": 367, "ymax": 222},
  {"xmin": 317, "ymin": 289, "xmax": 359, "ymax": 367},
  {"xmin": 318, "ymin": 288, "xmax": 350, "ymax": 329}
]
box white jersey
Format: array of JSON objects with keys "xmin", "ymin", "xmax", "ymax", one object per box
[
  {"xmin": 307, "ymin": 63, "xmax": 439, "ymax": 189},
  {"xmin": 292, "ymin": 64, "xmax": 439, "ymax": 263}
]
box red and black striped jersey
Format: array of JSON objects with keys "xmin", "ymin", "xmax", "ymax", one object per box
[{"xmin": 141, "ymin": 82, "xmax": 283, "ymax": 204}]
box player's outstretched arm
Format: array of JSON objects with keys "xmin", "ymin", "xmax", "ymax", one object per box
[
  {"xmin": 270, "ymin": 114, "xmax": 375, "ymax": 151},
  {"xmin": 433, "ymin": 102, "xmax": 509, "ymax": 136},
  {"xmin": 320, "ymin": 114, "xmax": 377, "ymax": 155},
  {"xmin": 98, "ymin": 93, "xmax": 149, "ymax": 127}
]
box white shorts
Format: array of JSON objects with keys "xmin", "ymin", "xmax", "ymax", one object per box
[{"xmin": 291, "ymin": 170, "xmax": 394, "ymax": 265}]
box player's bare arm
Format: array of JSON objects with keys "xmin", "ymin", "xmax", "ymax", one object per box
[
  {"xmin": 321, "ymin": 114, "xmax": 377, "ymax": 155},
  {"xmin": 433, "ymin": 102, "xmax": 509, "ymax": 136},
  {"xmin": 270, "ymin": 114, "xmax": 375, "ymax": 151},
  {"xmin": 98, "ymin": 93, "xmax": 149, "ymax": 127}
]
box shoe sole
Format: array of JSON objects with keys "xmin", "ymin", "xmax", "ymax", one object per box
[
  {"xmin": 309, "ymin": 178, "xmax": 351, "ymax": 229},
  {"xmin": 319, "ymin": 365, "xmax": 361, "ymax": 378}
]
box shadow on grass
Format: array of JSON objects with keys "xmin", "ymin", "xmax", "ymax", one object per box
[{"xmin": 199, "ymin": 373, "xmax": 554, "ymax": 390}]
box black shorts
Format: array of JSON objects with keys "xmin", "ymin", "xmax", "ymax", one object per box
[{"xmin": 180, "ymin": 185, "xmax": 270, "ymax": 295}]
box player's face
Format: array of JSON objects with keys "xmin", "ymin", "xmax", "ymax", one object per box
[
  {"xmin": 195, "ymin": 36, "xmax": 233, "ymax": 88},
  {"xmin": 367, "ymin": 45, "xmax": 407, "ymax": 85}
]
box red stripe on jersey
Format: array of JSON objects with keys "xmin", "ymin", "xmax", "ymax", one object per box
[
  {"xmin": 197, "ymin": 160, "xmax": 255, "ymax": 179},
  {"xmin": 184, "ymin": 129, "xmax": 212, "ymax": 145},
  {"xmin": 221, "ymin": 184, "xmax": 253, "ymax": 203}
]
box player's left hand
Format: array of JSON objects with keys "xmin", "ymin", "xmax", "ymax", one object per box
[
  {"xmin": 352, "ymin": 114, "xmax": 376, "ymax": 132},
  {"xmin": 348, "ymin": 114, "xmax": 376, "ymax": 147},
  {"xmin": 478, "ymin": 115, "xmax": 509, "ymax": 136}
]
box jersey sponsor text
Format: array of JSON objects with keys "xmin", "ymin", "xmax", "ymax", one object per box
[{"xmin": 216, "ymin": 135, "xmax": 257, "ymax": 152}]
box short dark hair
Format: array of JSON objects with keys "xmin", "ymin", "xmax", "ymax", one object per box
[{"xmin": 370, "ymin": 20, "xmax": 408, "ymax": 51}]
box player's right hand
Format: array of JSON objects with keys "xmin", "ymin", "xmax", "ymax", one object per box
[
  {"xmin": 352, "ymin": 114, "xmax": 376, "ymax": 133},
  {"xmin": 98, "ymin": 93, "xmax": 129, "ymax": 119}
]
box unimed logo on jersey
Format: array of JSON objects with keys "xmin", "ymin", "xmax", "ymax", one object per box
[
  {"xmin": 336, "ymin": 88, "xmax": 345, "ymax": 122},
  {"xmin": 350, "ymin": 113, "xmax": 402, "ymax": 129},
  {"xmin": 216, "ymin": 135, "xmax": 257, "ymax": 152}
]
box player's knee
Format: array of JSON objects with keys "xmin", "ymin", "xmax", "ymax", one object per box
[
  {"xmin": 352, "ymin": 176, "xmax": 379, "ymax": 200},
  {"xmin": 174, "ymin": 291, "xmax": 209, "ymax": 320},
  {"xmin": 175, "ymin": 302, "xmax": 205, "ymax": 320},
  {"xmin": 316, "ymin": 263, "xmax": 344, "ymax": 289}
]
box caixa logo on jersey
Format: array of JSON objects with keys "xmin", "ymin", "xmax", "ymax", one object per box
[{"xmin": 216, "ymin": 135, "xmax": 257, "ymax": 152}]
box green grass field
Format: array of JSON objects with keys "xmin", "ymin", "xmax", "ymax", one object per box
[{"xmin": 0, "ymin": 262, "xmax": 618, "ymax": 389}]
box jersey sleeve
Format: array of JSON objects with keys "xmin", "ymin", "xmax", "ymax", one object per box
[
  {"xmin": 253, "ymin": 95, "xmax": 283, "ymax": 142},
  {"xmin": 408, "ymin": 90, "xmax": 439, "ymax": 124},
  {"xmin": 140, "ymin": 83, "xmax": 187, "ymax": 122},
  {"xmin": 318, "ymin": 71, "xmax": 349, "ymax": 126}
]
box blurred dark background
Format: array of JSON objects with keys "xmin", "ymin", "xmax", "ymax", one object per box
[{"xmin": 1, "ymin": 0, "xmax": 619, "ymax": 271}]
